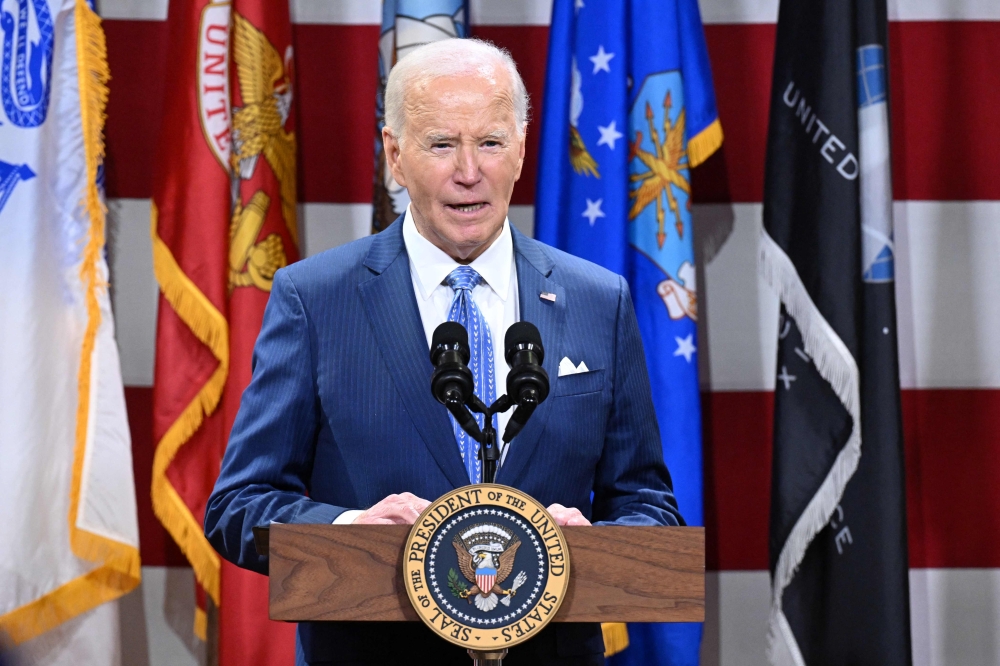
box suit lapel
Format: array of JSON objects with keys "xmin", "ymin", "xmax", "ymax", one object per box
[
  {"xmin": 358, "ymin": 221, "xmax": 471, "ymax": 489},
  {"xmin": 497, "ymin": 229, "xmax": 565, "ymax": 486}
]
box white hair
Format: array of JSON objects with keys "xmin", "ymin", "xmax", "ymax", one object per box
[{"xmin": 384, "ymin": 38, "xmax": 530, "ymax": 142}]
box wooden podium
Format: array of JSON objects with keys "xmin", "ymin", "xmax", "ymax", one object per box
[{"xmin": 257, "ymin": 524, "xmax": 704, "ymax": 627}]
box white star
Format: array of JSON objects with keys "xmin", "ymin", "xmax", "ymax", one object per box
[
  {"xmin": 582, "ymin": 198, "xmax": 605, "ymax": 226},
  {"xmin": 575, "ymin": 0, "xmax": 584, "ymax": 11},
  {"xmin": 673, "ymin": 334, "xmax": 696, "ymax": 362},
  {"xmin": 597, "ymin": 120, "xmax": 624, "ymax": 150},
  {"xmin": 589, "ymin": 45, "xmax": 614, "ymax": 74}
]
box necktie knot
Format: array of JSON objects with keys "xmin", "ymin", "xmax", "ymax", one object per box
[{"xmin": 446, "ymin": 266, "xmax": 482, "ymax": 292}]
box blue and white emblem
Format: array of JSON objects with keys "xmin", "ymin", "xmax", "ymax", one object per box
[
  {"xmin": 1, "ymin": 0, "xmax": 55, "ymax": 128},
  {"xmin": 0, "ymin": 159, "xmax": 33, "ymax": 214},
  {"xmin": 857, "ymin": 44, "xmax": 894, "ymax": 282},
  {"xmin": 627, "ymin": 71, "xmax": 697, "ymax": 321}
]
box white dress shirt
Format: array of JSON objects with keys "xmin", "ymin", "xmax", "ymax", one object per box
[{"xmin": 335, "ymin": 206, "xmax": 520, "ymax": 523}]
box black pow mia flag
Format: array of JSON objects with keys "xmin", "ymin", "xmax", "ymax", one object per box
[{"xmin": 759, "ymin": 0, "xmax": 912, "ymax": 664}]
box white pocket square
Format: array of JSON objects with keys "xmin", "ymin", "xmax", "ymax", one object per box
[{"xmin": 557, "ymin": 357, "xmax": 590, "ymax": 377}]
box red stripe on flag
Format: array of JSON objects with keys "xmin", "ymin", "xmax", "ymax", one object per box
[
  {"xmin": 103, "ymin": 21, "xmax": 1000, "ymax": 203},
  {"xmin": 104, "ymin": 20, "xmax": 168, "ymax": 202},
  {"xmin": 702, "ymin": 388, "xmax": 1000, "ymax": 571},
  {"xmin": 294, "ymin": 24, "xmax": 379, "ymax": 204},
  {"xmin": 703, "ymin": 391, "xmax": 774, "ymax": 571},
  {"xmin": 889, "ymin": 21, "xmax": 1000, "ymax": 201},
  {"xmin": 691, "ymin": 24, "xmax": 777, "ymax": 204},
  {"xmin": 903, "ymin": 389, "xmax": 1000, "ymax": 568}
]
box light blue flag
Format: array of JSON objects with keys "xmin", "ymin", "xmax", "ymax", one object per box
[
  {"xmin": 536, "ymin": 0, "xmax": 723, "ymax": 663},
  {"xmin": 372, "ymin": 0, "xmax": 469, "ymax": 232}
]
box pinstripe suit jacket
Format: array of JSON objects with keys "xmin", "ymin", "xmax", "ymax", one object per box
[{"xmin": 205, "ymin": 217, "xmax": 682, "ymax": 663}]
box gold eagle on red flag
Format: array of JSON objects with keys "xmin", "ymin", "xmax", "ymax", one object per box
[{"xmin": 228, "ymin": 11, "xmax": 297, "ymax": 292}]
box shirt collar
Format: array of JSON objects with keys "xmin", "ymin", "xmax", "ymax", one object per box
[{"xmin": 402, "ymin": 204, "xmax": 513, "ymax": 302}]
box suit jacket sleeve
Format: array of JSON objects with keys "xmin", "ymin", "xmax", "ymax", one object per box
[
  {"xmin": 592, "ymin": 275, "xmax": 686, "ymax": 527},
  {"xmin": 204, "ymin": 269, "xmax": 346, "ymax": 574}
]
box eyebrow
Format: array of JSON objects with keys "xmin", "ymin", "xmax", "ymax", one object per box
[
  {"xmin": 426, "ymin": 133, "xmax": 456, "ymax": 144},
  {"xmin": 424, "ymin": 130, "xmax": 510, "ymax": 144}
]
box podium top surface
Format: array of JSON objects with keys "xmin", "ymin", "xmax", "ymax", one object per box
[{"xmin": 263, "ymin": 524, "xmax": 704, "ymax": 624}]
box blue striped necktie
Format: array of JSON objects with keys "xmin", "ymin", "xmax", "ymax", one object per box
[{"xmin": 445, "ymin": 266, "xmax": 497, "ymax": 484}]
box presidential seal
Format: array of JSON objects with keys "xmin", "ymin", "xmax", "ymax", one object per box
[{"xmin": 403, "ymin": 485, "xmax": 570, "ymax": 651}]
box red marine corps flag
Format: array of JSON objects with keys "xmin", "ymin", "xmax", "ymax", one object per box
[{"xmin": 150, "ymin": 0, "xmax": 298, "ymax": 663}]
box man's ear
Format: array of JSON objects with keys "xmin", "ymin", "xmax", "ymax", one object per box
[
  {"xmin": 513, "ymin": 123, "xmax": 527, "ymax": 182},
  {"xmin": 382, "ymin": 127, "xmax": 407, "ymax": 188}
]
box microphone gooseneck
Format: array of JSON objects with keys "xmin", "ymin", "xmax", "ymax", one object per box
[{"xmin": 502, "ymin": 322, "xmax": 550, "ymax": 443}]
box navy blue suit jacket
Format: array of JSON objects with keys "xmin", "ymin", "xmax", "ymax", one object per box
[{"xmin": 205, "ymin": 218, "xmax": 682, "ymax": 664}]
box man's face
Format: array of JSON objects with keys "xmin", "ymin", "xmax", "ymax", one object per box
[{"xmin": 383, "ymin": 68, "xmax": 526, "ymax": 262}]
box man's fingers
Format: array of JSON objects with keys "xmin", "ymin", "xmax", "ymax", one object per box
[
  {"xmin": 545, "ymin": 503, "xmax": 591, "ymax": 526},
  {"xmin": 356, "ymin": 493, "xmax": 433, "ymax": 525}
]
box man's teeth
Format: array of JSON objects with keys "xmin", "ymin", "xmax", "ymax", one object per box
[{"xmin": 452, "ymin": 203, "xmax": 485, "ymax": 212}]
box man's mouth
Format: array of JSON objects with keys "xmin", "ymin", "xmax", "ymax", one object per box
[{"xmin": 448, "ymin": 202, "xmax": 487, "ymax": 213}]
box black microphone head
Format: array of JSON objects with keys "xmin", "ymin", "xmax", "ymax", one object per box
[
  {"xmin": 433, "ymin": 321, "xmax": 469, "ymax": 349},
  {"xmin": 431, "ymin": 321, "xmax": 470, "ymax": 365},
  {"xmin": 504, "ymin": 322, "xmax": 543, "ymax": 364}
]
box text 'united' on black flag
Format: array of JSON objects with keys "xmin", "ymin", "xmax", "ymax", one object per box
[{"xmin": 759, "ymin": 0, "xmax": 912, "ymax": 665}]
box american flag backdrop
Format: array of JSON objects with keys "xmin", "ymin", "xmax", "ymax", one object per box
[{"xmin": 97, "ymin": 1, "xmax": 1000, "ymax": 664}]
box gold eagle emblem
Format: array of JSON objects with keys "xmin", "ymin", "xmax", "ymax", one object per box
[
  {"xmin": 452, "ymin": 527, "xmax": 527, "ymax": 613},
  {"xmin": 230, "ymin": 11, "xmax": 297, "ymax": 247},
  {"xmin": 628, "ymin": 90, "xmax": 691, "ymax": 247},
  {"xmin": 569, "ymin": 125, "xmax": 600, "ymax": 178}
]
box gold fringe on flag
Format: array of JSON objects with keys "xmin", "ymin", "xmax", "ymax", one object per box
[
  {"xmin": 149, "ymin": 203, "xmax": 230, "ymax": 608},
  {"xmin": 687, "ymin": 117, "xmax": 724, "ymax": 168},
  {"xmin": 602, "ymin": 622, "xmax": 630, "ymax": 657}
]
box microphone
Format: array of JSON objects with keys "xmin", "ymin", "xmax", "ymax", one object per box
[
  {"xmin": 502, "ymin": 322, "xmax": 550, "ymax": 443},
  {"xmin": 430, "ymin": 322, "xmax": 482, "ymax": 442}
]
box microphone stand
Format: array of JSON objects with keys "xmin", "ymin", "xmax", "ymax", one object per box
[
  {"xmin": 464, "ymin": 395, "xmax": 512, "ymax": 485},
  {"xmin": 458, "ymin": 394, "xmax": 515, "ymax": 666}
]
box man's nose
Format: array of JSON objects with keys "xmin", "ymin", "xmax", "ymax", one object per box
[{"xmin": 452, "ymin": 145, "xmax": 482, "ymax": 186}]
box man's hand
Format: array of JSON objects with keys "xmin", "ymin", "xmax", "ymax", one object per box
[
  {"xmin": 546, "ymin": 503, "xmax": 592, "ymax": 526},
  {"xmin": 355, "ymin": 492, "xmax": 431, "ymax": 525}
]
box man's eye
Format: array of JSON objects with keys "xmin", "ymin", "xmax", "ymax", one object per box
[{"xmin": 483, "ymin": 141, "xmax": 500, "ymax": 148}]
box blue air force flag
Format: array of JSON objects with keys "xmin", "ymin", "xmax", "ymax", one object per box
[{"xmin": 536, "ymin": 0, "xmax": 722, "ymax": 663}]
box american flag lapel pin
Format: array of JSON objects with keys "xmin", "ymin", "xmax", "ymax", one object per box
[{"xmin": 539, "ymin": 292, "xmax": 557, "ymax": 302}]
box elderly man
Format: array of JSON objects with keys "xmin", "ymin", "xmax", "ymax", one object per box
[{"xmin": 206, "ymin": 38, "xmax": 683, "ymax": 665}]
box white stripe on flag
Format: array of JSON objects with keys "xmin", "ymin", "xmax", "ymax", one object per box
[{"xmin": 106, "ymin": 199, "xmax": 1000, "ymax": 391}]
